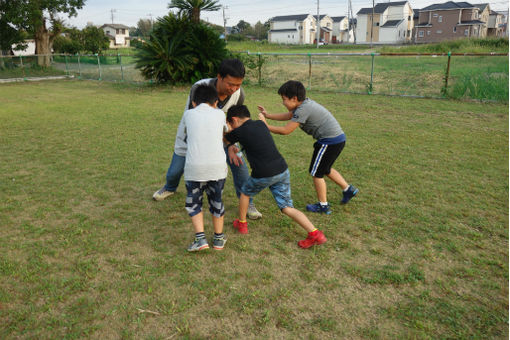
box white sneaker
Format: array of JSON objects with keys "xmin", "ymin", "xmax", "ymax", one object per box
[
  {"xmin": 152, "ymin": 187, "xmax": 174, "ymax": 201},
  {"xmin": 247, "ymin": 204, "xmax": 262, "ymax": 220}
]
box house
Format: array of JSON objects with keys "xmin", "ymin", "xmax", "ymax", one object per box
[
  {"xmin": 356, "ymin": 1, "xmax": 414, "ymax": 44},
  {"xmin": 100, "ymin": 24, "xmax": 130, "ymax": 48},
  {"xmin": 412, "ymin": 9, "xmax": 420, "ymax": 41},
  {"xmin": 268, "ymin": 14, "xmax": 317, "ymax": 44},
  {"xmin": 473, "ymin": 3, "xmax": 490, "ymax": 36},
  {"xmin": 331, "ymin": 16, "xmax": 355, "ymax": 43},
  {"xmin": 415, "ymin": 2, "xmax": 488, "ymax": 43},
  {"xmin": 488, "ymin": 10, "xmax": 505, "ymax": 36},
  {"xmin": 318, "ymin": 15, "xmax": 334, "ymax": 43},
  {"xmin": 10, "ymin": 40, "xmax": 36, "ymax": 56}
]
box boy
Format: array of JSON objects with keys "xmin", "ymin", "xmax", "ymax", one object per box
[
  {"xmin": 225, "ymin": 105, "xmax": 327, "ymax": 249},
  {"xmin": 258, "ymin": 80, "xmax": 358, "ymax": 215},
  {"xmin": 152, "ymin": 59, "xmax": 262, "ymax": 220},
  {"xmin": 182, "ymin": 85, "xmax": 228, "ymax": 251}
]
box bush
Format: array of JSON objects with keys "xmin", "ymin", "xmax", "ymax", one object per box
[
  {"xmin": 53, "ymin": 36, "xmax": 82, "ymax": 54},
  {"xmin": 135, "ymin": 13, "xmax": 228, "ymax": 84}
]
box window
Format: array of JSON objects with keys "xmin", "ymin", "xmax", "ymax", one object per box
[
  {"xmin": 418, "ymin": 30, "xmax": 424, "ymax": 37},
  {"xmin": 116, "ymin": 29, "xmax": 119, "ymax": 34},
  {"xmin": 375, "ymin": 22, "xmax": 379, "ymax": 26},
  {"xmin": 436, "ymin": 30, "xmax": 442, "ymax": 34},
  {"xmin": 453, "ymin": 26, "xmax": 457, "ymax": 33},
  {"xmin": 408, "ymin": 15, "xmax": 411, "ymax": 20},
  {"xmin": 433, "ymin": 13, "xmax": 438, "ymax": 17},
  {"xmin": 464, "ymin": 29, "xmax": 469, "ymax": 36},
  {"xmin": 427, "ymin": 30, "xmax": 431, "ymax": 35},
  {"xmin": 438, "ymin": 16, "xmax": 442, "ymax": 22}
]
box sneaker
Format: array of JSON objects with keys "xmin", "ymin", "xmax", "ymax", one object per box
[
  {"xmin": 247, "ymin": 204, "xmax": 262, "ymax": 220},
  {"xmin": 341, "ymin": 185, "xmax": 359, "ymax": 205},
  {"xmin": 152, "ymin": 186, "xmax": 174, "ymax": 201},
  {"xmin": 306, "ymin": 202, "xmax": 332, "ymax": 215},
  {"xmin": 233, "ymin": 219, "xmax": 248, "ymax": 234},
  {"xmin": 187, "ymin": 238, "xmax": 209, "ymax": 252},
  {"xmin": 298, "ymin": 230, "xmax": 327, "ymax": 249},
  {"xmin": 213, "ymin": 235, "xmax": 228, "ymax": 250}
]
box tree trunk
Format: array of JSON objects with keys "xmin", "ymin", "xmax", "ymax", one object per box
[
  {"xmin": 191, "ymin": 8, "xmax": 200, "ymax": 24},
  {"xmin": 35, "ymin": 24, "xmax": 52, "ymax": 67}
]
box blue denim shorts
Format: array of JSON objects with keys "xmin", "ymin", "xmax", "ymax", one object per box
[
  {"xmin": 241, "ymin": 169, "xmax": 293, "ymax": 210},
  {"xmin": 185, "ymin": 179, "xmax": 226, "ymax": 218}
]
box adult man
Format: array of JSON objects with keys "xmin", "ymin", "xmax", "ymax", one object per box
[{"xmin": 153, "ymin": 58, "xmax": 262, "ymax": 220}]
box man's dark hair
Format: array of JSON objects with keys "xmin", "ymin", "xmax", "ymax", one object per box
[
  {"xmin": 193, "ymin": 85, "xmax": 218, "ymax": 106},
  {"xmin": 227, "ymin": 105, "xmax": 251, "ymax": 123},
  {"xmin": 278, "ymin": 80, "xmax": 306, "ymax": 101},
  {"xmin": 218, "ymin": 59, "xmax": 245, "ymax": 79}
]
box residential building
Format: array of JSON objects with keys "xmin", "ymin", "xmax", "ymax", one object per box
[
  {"xmin": 356, "ymin": 1, "xmax": 414, "ymax": 44},
  {"xmin": 319, "ymin": 15, "xmax": 334, "ymax": 43},
  {"xmin": 415, "ymin": 2, "xmax": 488, "ymax": 43},
  {"xmin": 331, "ymin": 16, "xmax": 355, "ymax": 43},
  {"xmin": 100, "ymin": 24, "xmax": 130, "ymax": 48},
  {"xmin": 268, "ymin": 14, "xmax": 317, "ymax": 44},
  {"xmin": 488, "ymin": 10, "xmax": 505, "ymax": 36}
]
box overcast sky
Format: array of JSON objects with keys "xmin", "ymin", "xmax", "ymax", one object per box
[{"xmin": 66, "ymin": 0, "xmax": 509, "ymax": 29}]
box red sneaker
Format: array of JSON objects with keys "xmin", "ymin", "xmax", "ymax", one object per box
[
  {"xmin": 298, "ymin": 230, "xmax": 327, "ymax": 249},
  {"xmin": 233, "ymin": 219, "xmax": 248, "ymax": 234}
]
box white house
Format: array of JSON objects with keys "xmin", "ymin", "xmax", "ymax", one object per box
[
  {"xmin": 331, "ymin": 16, "xmax": 355, "ymax": 43},
  {"xmin": 100, "ymin": 24, "xmax": 130, "ymax": 48},
  {"xmin": 11, "ymin": 40, "xmax": 36, "ymax": 56},
  {"xmin": 356, "ymin": 1, "xmax": 414, "ymax": 44},
  {"xmin": 319, "ymin": 15, "xmax": 334, "ymax": 43},
  {"xmin": 268, "ymin": 14, "xmax": 317, "ymax": 44}
]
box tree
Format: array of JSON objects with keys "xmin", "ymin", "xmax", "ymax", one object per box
[
  {"xmin": 135, "ymin": 13, "xmax": 227, "ymax": 83},
  {"xmin": 232, "ymin": 20, "xmax": 252, "ymax": 35},
  {"xmin": 136, "ymin": 18, "xmax": 152, "ymax": 38},
  {"xmin": 253, "ymin": 21, "xmax": 268, "ymax": 40},
  {"xmin": 0, "ymin": 0, "xmax": 27, "ymax": 59},
  {"xmin": 1, "ymin": 0, "xmax": 85, "ymax": 67},
  {"xmin": 81, "ymin": 26, "xmax": 109, "ymax": 54},
  {"xmin": 168, "ymin": 0, "xmax": 221, "ymax": 24}
]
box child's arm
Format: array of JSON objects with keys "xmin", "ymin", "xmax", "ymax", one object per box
[
  {"xmin": 259, "ymin": 113, "xmax": 300, "ymax": 135},
  {"xmin": 258, "ymin": 105, "xmax": 293, "ymax": 121}
]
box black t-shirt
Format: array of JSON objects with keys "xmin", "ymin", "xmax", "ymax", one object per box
[{"xmin": 225, "ymin": 120, "xmax": 288, "ymax": 178}]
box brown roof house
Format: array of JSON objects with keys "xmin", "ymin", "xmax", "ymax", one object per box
[
  {"xmin": 356, "ymin": 1, "xmax": 414, "ymax": 44},
  {"xmin": 488, "ymin": 10, "xmax": 506, "ymax": 37},
  {"xmin": 100, "ymin": 24, "xmax": 130, "ymax": 48},
  {"xmin": 415, "ymin": 1, "xmax": 489, "ymax": 43}
]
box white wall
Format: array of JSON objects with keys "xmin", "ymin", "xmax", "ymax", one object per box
[
  {"xmin": 269, "ymin": 31, "xmax": 300, "ymax": 44},
  {"xmin": 379, "ymin": 20, "xmax": 407, "ymax": 43},
  {"xmin": 356, "ymin": 15, "xmax": 369, "ymax": 43}
]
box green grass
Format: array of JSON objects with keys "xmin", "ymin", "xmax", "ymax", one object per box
[{"xmin": 0, "ymin": 80, "xmax": 508, "ymax": 339}]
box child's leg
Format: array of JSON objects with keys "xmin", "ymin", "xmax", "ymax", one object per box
[
  {"xmin": 239, "ymin": 193, "xmax": 250, "ymax": 221},
  {"xmin": 281, "ymin": 207, "xmax": 315, "ymax": 233},
  {"xmin": 212, "ymin": 215, "xmax": 224, "ymax": 234},
  {"xmin": 326, "ymin": 168, "xmax": 349, "ymax": 191},
  {"xmin": 313, "ymin": 177, "xmax": 328, "ymax": 202},
  {"xmin": 191, "ymin": 212, "xmax": 205, "ymax": 233},
  {"xmin": 204, "ymin": 179, "xmax": 226, "ymax": 233}
]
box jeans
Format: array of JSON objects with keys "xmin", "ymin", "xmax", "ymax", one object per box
[
  {"xmin": 241, "ymin": 169, "xmax": 293, "ymax": 210},
  {"xmin": 164, "ymin": 149, "xmax": 253, "ymax": 204}
]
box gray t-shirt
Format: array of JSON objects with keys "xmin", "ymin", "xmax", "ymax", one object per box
[{"xmin": 291, "ymin": 98, "xmax": 343, "ymax": 140}]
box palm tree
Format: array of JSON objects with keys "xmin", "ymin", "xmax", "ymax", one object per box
[{"xmin": 168, "ymin": 0, "xmax": 221, "ymax": 24}]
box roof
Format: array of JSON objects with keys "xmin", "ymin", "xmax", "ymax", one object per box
[
  {"xmin": 458, "ymin": 19, "xmax": 486, "ymax": 25},
  {"xmin": 331, "ymin": 16, "xmax": 346, "ymax": 22},
  {"xmin": 381, "ymin": 19, "xmax": 404, "ymax": 27},
  {"xmin": 420, "ymin": 2, "xmax": 476, "ymax": 11},
  {"xmin": 271, "ymin": 14, "xmax": 312, "ymax": 22},
  {"xmin": 357, "ymin": 1, "xmax": 409, "ymax": 15},
  {"xmin": 472, "ymin": 3, "xmax": 489, "ymax": 11},
  {"xmin": 269, "ymin": 29, "xmax": 298, "ymax": 32},
  {"xmin": 101, "ymin": 24, "xmax": 130, "ymax": 29},
  {"xmin": 414, "ymin": 9, "xmax": 420, "ymax": 18}
]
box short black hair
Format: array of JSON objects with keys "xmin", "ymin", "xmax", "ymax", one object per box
[
  {"xmin": 227, "ymin": 105, "xmax": 251, "ymax": 123},
  {"xmin": 192, "ymin": 85, "xmax": 218, "ymax": 106},
  {"xmin": 278, "ymin": 80, "xmax": 306, "ymax": 101},
  {"xmin": 218, "ymin": 59, "xmax": 245, "ymax": 79}
]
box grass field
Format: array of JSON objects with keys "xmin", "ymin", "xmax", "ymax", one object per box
[{"xmin": 0, "ymin": 80, "xmax": 508, "ymax": 339}]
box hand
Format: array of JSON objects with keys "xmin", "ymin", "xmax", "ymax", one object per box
[
  {"xmin": 228, "ymin": 145, "xmax": 243, "ymax": 166},
  {"xmin": 258, "ymin": 112, "xmax": 267, "ymax": 124},
  {"xmin": 257, "ymin": 105, "xmax": 267, "ymax": 118}
]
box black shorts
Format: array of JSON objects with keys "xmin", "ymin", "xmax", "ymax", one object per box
[{"xmin": 309, "ymin": 141, "xmax": 345, "ymax": 178}]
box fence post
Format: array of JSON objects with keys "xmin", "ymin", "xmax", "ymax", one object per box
[
  {"xmin": 257, "ymin": 52, "xmax": 261, "ymax": 86},
  {"xmin": 64, "ymin": 54, "xmax": 69, "ymax": 76},
  {"xmin": 96, "ymin": 54, "xmax": 102, "ymax": 80},
  {"xmin": 442, "ymin": 51, "xmax": 452, "ymax": 97},
  {"xmin": 308, "ymin": 53, "xmax": 312, "ymax": 90},
  {"xmin": 119, "ymin": 53, "xmax": 124, "ymax": 81},
  {"xmin": 19, "ymin": 55, "xmax": 26, "ymax": 80},
  {"xmin": 369, "ymin": 53, "xmax": 375, "ymax": 94},
  {"xmin": 77, "ymin": 54, "xmax": 82, "ymax": 79}
]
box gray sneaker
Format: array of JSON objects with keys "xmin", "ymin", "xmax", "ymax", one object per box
[
  {"xmin": 247, "ymin": 204, "xmax": 262, "ymax": 220},
  {"xmin": 213, "ymin": 235, "xmax": 227, "ymax": 250},
  {"xmin": 152, "ymin": 186, "xmax": 174, "ymax": 201},
  {"xmin": 187, "ymin": 238, "xmax": 209, "ymax": 252}
]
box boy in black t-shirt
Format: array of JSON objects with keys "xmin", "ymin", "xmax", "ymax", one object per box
[{"xmin": 225, "ymin": 105, "xmax": 327, "ymax": 249}]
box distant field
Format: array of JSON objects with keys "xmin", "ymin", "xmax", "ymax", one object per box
[{"xmin": 0, "ymin": 80, "xmax": 507, "ymax": 339}]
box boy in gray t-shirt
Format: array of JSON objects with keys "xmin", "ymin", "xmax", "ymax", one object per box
[{"xmin": 258, "ymin": 80, "xmax": 358, "ymax": 214}]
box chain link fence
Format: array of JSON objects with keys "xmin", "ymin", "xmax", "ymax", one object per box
[{"xmin": 0, "ymin": 52, "xmax": 507, "ymax": 101}]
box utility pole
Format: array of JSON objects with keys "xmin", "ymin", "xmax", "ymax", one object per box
[
  {"xmin": 370, "ymin": 0, "xmax": 374, "ymax": 48},
  {"xmin": 147, "ymin": 13, "xmax": 153, "ymax": 27},
  {"xmin": 110, "ymin": 9, "xmax": 116, "ymax": 24},
  {"xmin": 316, "ymin": 0, "xmax": 320, "ymax": 48},
  {"xmin": 350, "ymin": 0, "xmax": 356, "ymax": 43},
  {"xmin": 223, "ymin": 5, "xmax": 229, "ymax": 41}
]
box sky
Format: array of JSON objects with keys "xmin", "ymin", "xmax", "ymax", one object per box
[{"xmin": 66, "ymin": 0, "xmax": 509, "ymax": 29}]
